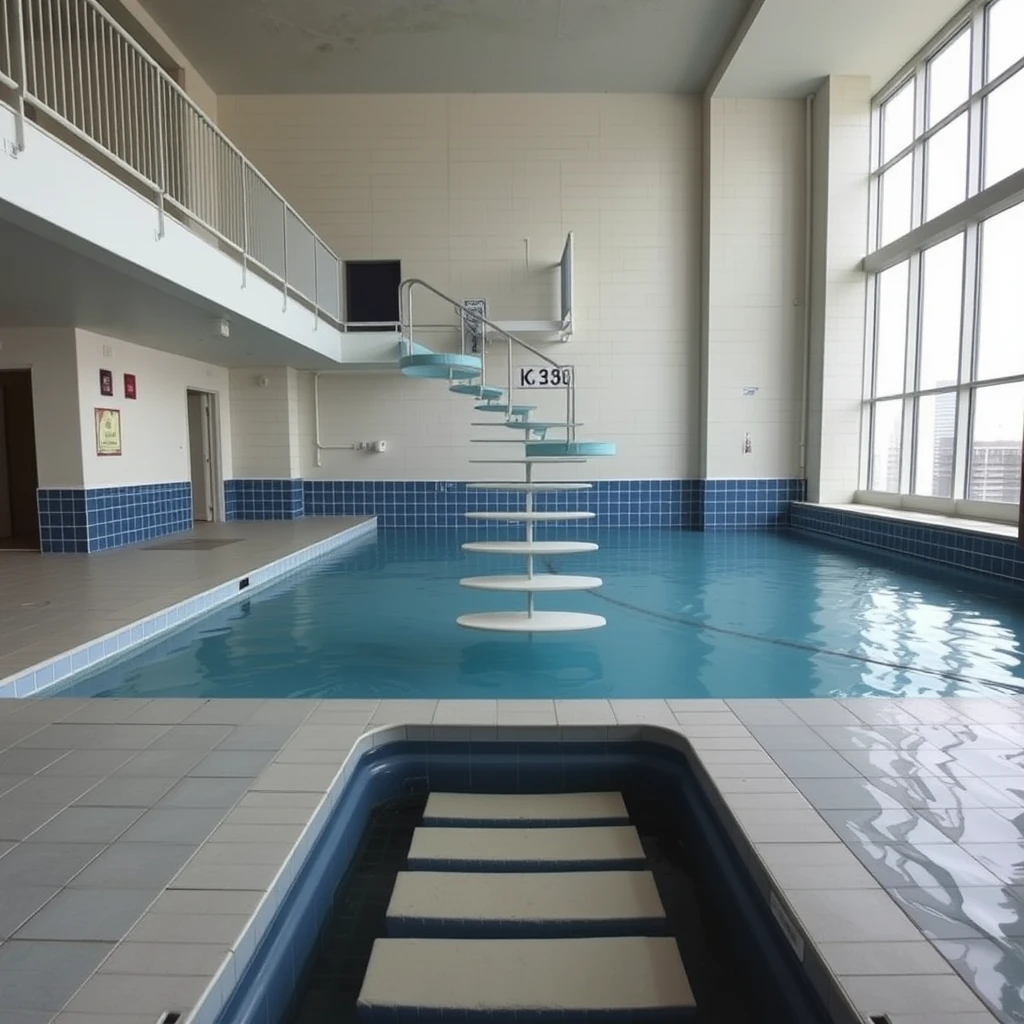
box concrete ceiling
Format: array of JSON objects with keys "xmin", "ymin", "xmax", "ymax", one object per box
[
  {"xmin": 137, "ymin": 0, "xmax": 751, "ymax": 94},
  {"xmin": 0, "ymin": 212, "xmax": 340, "ymax": 369},
  {"xmin": 715, "ymin": 0, "xmax": 969, "ymax": 97}
]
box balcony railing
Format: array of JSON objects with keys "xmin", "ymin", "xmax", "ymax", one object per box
[{"xmin": 0, "ymin": 0, "xmax": 341, "ymax": 323}]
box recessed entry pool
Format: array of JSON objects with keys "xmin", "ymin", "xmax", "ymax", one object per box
[
  {"xmin": 55, "ymin": 528, "xmax": 1024, "ymax": 701},
  {"xmin": 218, "ymin": 740, "xmax": 851, "ymax": 1024}
]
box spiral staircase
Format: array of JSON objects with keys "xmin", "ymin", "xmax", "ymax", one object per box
[{"xmin": 397, "ymin": 279, "xmax": 616, "ymax": 633}]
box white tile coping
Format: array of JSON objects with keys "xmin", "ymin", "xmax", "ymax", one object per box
[
  {"xmin": 171, "ymin": 711, "xmax": 1001, "ymax": 1024},
  {"xmin": 815, "ymin": 502, "xmax": 1018, "ymax": 541},
  {"xmin": 0, "ymin": 518, "xmax": 377, "ymax": 700}
]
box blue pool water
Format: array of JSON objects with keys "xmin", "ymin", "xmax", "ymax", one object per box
[{"xmin": 57, "ymin": 528, "xmax": 1024, "ymax": 700}]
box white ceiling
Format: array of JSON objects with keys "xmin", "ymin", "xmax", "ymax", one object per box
[
  {"xmin": 715, "ymin": 0, "xmax": 969, "ymax": 97},
  {"xmin": 137, "ymin": 0, "xmax": 751, "ymax": 94},
  {"xmin": 0, "ymin": 211, "xmax": 340, "ymax": 369}
]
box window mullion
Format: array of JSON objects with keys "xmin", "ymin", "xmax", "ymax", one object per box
[
  {"xmin": 912, "ymin": 66, "xmax": 927, "ymax": 232},
  {"xmin": 900, "ymin": 253, "xmax": 923, "ymax": 493},
  {"xmin": 954, "ymin": 221, "xmax": 981, "ymax": 499},
  {"xmin": 968, "ymin": 4, "xmax": 985, "ymax": 197}
]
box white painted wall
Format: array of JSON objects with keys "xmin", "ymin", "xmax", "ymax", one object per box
[
  {"xmin": 705, "ymin": 98, "xmax": 806, "ymax": 479},
  {"xmin": 0, "ymin": 328, "xmax": 83, "ymax": 488},
  {"xmin": 806, "ymin": 77, "xmax": 871, "ymax": 504},
  {"xmin": 229, "ymin": 366, "xmax": 301, "ymax": 478},
  {"xmin": 220, "ymin": 94, "xmax": 702, "ymax": 481},
  {"xmin": 75, "ymin": 329, "xmax": 233, "ymax": 488}
]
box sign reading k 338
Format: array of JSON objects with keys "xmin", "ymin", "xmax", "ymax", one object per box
[{"xmin": 517, "ymin": 366, "xmax": 573, "ymax": 388}]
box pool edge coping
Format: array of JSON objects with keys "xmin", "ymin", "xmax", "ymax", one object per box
[{"xmin": 0, "ymin": 517, "xmax": 378, "ymax": 700}]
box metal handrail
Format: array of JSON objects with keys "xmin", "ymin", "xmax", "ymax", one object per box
[
  {"xmin": 399, "ymin": 277, "xmax": 577, "ymax": 440},
  {"xmin": 0, "ymin": 0, "xmax": 341, "ymax": 324}
]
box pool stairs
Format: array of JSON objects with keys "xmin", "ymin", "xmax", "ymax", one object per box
[
  {"xmin": 397, "ymin": 279, "xmax": 616, "ymax": 634},
  {"xmin": 357, "ymin": 791, "xmax": 696, "ymax": 1021}
]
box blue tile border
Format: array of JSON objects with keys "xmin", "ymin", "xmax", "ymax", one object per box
[
  {"xmin": 790, "ymin": 502, "xmax": 1024, "ymax": 584},
  {"xmin": 301, "ymin": 479, "xmax": 807, "ymax": 530},
  {"xmin": 225, "ymin": 479, "xmax": 304, "ymax": 521},
  {"xmin": 37, "ymin": 483, "xmax": 192, "ymax": 553},
  {"xmin": 0, "ymin": 518, "xmax": 377, "ymax": 699}
]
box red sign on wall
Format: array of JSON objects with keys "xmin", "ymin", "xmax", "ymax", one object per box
[{"xmin": 124, "ymin": 373, "xmax": 137, "ymax": 400}]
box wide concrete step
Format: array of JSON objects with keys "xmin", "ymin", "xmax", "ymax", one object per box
[
  {"xmin": 423, "ymin": 791, "xmax": 628, "ymax": 827},
  {"xmin": 386, "ymin": 870, "xmax": 667, "ymax": 938},
  {"xmin": 407, "ymin": 825, "xmax": 645, "ymax": 871},
  {"xmin": 357, "ymin": 937, "xmax": 695, "ymax": 1021}
]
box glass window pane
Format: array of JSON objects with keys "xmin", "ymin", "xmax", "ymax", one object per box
[
  {"xmin": 977, "ymin": 202, "xmax": 1024, "ymax": 380},
  {"xmin": 928, "ymin": 30, "xmax": 972, "ymax": 126},
  {"xmin": 925, "ymin": 113, "xmax": 969, "ymax": 220},
  {"xmin": 880, "ymin": 156, "xmax": 914, "ymax": 245},
  {"xmin": 984, "ymin": 69, "xmax": 1024, "ymax": 187},
  {"xmin": 882, "ymin": 80, "xmax": 915, "ymax": 163},
  {"xmin": 871, "ymin": 400, "xmax": 904, "ymax": 492},
  {"xmin": 919, "ymin": 235, "xmax": 964, "ymax": 390},
  {"xmin": 987, "ymin": 0, "xmax": 1024, "ymax": 82},
  {"xmin": 874, "ymin": 263, "xmax": 910, "ymax": 396},
  {"xmin": 968, "ymin": 382, "xmax": 1024, "ymax": 503},
  {"xmin": 914, "ymin": 394, "xmax": 957, "ymax": 497}
]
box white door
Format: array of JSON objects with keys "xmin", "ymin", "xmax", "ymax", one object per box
[{"xmin": 186, "ymin": 391, "xmax": 215, "ymax": 522}]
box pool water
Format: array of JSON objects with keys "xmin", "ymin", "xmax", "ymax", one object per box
[{"xmin": 58, "ymin": 528, "xmax": 1024, "ymax": 700}]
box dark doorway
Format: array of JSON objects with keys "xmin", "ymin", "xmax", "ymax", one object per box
[
  {"xmin": 345, "ymin": 260, "xmax": 401, "ymax": 330},
  {"xmin": 0, "ymin": 370, "xmax": 40, "ymax": 550}
]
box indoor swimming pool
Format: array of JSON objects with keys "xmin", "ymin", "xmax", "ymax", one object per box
[{"xmin": 53, "ymin": 528, "xmax": 1024, "ymax": 701}]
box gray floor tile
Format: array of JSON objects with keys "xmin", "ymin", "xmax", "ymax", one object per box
[
  {"xmin": 68, "ymin": 843, "xmax": 197, "ymax": 889},
  {"xmin": 14, "ymin": 723, "xmax": 168, "ymax": 750},
  {"xmin": 814, "ymin": 725, "xmax": 932, "ymax": 750},
  {"xmin": 73, "ymin": 776, "xmax": 178, "ymax": 808},
  {"xmin": 147, "ymin": 888, "xmax": 262, "ymax": 915},
  {"xmin": 215, "ymin": 725, "xmax": 300, "ymax": 750},
  {"xmin": 786, "ymin": 887, "xmax": 923, "ymax": 942},
  {"xmin": 794, "ymin": 776, "xmax": 902, "ymax": 810},
  {"xmin": 156, "ymin": 776, "xmax": 252, "ymax": 809},
  {"xmin": 821, "ymin": 807, "xmax": 954, "ymax": 846},
  {"xmin": 783, "ymin": 700, "xmax": 860, "ymax": 726},
  {"xmin": 0, "ymin": 843, "xmax": 104, "ymax": 887},
  {"xmin": 15, "ymin": 887, "xmax": 157, "ymax": 941},
  {"xmin": 872, "ymin": 774, "xmax": 1014, "ymax": 811},
  {"xmin": 962, "ymin": 845, "xmax": 1024, "ymax": 886},
  {"xmin": 111, "ymin": 749, "xmax": 207, "ymax": 777},
  {"xmin": 252, "ymin": 763, "xmax": 339, "ymax": 792},
  {"xmin": 935, "ymin": 937, "xmax": 1024, "ymax": 1023},
  {"xmin": 61, "ymin": 970, "xmax": 208, "ymax": 1018},
  {"xmin": 745, "ymin": 725, "xmax": 831, "ymax": 751},
  {"xmin": 186, "ymin": 750, "xmax": 275, "ymax": 779},
  {"xmin": 848, "ymin": 841, "xmax": 1004, "ymax": 889},
  {"xmin": 184, "ymin": 700, "xmax": 266, "ymax": 725},
  {"xmin": 976, "ymin": 777, "xmax": 1024, "ymax": 807},
  {"xmin": 0, "ymin": 775, "xmax": 29, "ymax": 797},
  {"xmin": 770, "ymin": 750, "xmax": 864, "ymax": 778},
  {"xmin": 148, "ymin": 724, "xmax": 234, "ymax": 750},
  {"xmin": 0, "ymin": 749, "xmax": 67, "ymax": 775},
  {"xmin": 923, "ymin": 808, "xmax": 1024, "ymax": 845},
  {"xmin": 0, "ymin": 886, "xmax": 60, "ymax": 939},
  {"xmin": 819, "ymin": 940, "xmax": 951, "ymax": 976},
  {"xmin": 839, "ymin": 972, "xmax": 993, "ymax": 1017},
  {"xmin": 756, "ymin": 842, "xmax": 879, "ymax": 889},
  {"xmin": 0, "ymin": 940, "xmax": 114, "ymax": 1012},
  {"xmin": 0, "ymin": 776, "xmax": 102, "ymax": 807},
  {"xmin": 25, "ymin": 806, "xmax": 144, "ymax": 844},
  {"xmin": 727, "ymin": 700, "xmax": 803, "ymax": 726},
  {"xmin": 889, "ymin": 886, "xmax": 1024, "ymax": 940},
  {"xmin": 99, "ymin": 940, "xmax": 230, "ymax": 976},
  {"xmin": 117, "ymin": 807, "xmax": 227, "ymax": 844},
  {"xmin": 170, "ymin": 860, "xmax": 279, "ymax": 891},
  {"xmin": 36, "ymin": 749, "xmax": 136, "ymax": 777},
  {"xmin": 840, "ymin": 748, "xmax": 976, "ymax": 778},
  {"xmin": 125, "ymin": 911, "xmax": 251, "ymax": 944},
  {"xmin": 0, "ymin": 805, "xmax": 61, "ymax": 842}
]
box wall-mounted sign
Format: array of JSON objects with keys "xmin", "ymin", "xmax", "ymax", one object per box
[
  {"xmin": 517, "ymin": 366, "xmax": 573, "ymax": 389},
  {"xmin": 99, "ymin": 368, "xmax": 113, "ymax": 396},
  {"xmin": 95, "ymin": 407, "xmax": 122, "ymax": 456},
  {"xmin": 124, "ymin": 373, "xmax": 137, "ymax": 400},
  {"xmin": 741, "ymin": 386, "xmax": 759, "ymax": 397}
]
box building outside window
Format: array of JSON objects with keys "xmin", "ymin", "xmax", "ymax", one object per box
[{"xmin": 863, "ymin": 0, "xmax": 1024, "ymax": 521}]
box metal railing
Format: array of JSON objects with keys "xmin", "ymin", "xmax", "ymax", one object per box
[
  {"xmin": 0, "ymin": 0, "xmax": 341, "ymax": 322},
  {"xmin": 399, "ymin": 277, "xmax": 577, "ymax": 440}
]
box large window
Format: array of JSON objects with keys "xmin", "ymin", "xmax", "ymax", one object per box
[{"xmin": 864, "ymin": 0, "xmax": 1024, "ymax": 519}]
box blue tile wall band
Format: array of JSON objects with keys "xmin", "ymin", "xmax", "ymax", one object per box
[
  {"xmin": 225, "ymin": 479, "xmax": 304, "ymax": 521},
  {"xmin": 37, "ymin": 482, "xmax": 192, "ymax": 553},
  {"xmin": 790, "ymin": 502, "xmax": 1024, "ymax": 584},
  {"xmin": 302, "ymin": 479, "xmax": 807, "ymax": 530}
]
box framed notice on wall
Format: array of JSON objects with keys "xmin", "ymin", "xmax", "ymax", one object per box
[{"xmin": 95, "ymin": 407, "xmax": 122, "ymax": 456}]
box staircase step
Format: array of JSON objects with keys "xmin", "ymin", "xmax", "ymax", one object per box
[
  {"xmin": 386, "ymin": 870, "xmax": 666, "ymax": 938},
  {"xmin": 526, "ymin": 440, "xmax": 617, "ymax": 457},
  {"xmin": 400, "ymin": 352, "xmax": 482, "ymax": 380},
  {"xmin": 470, "ymin": 458, "xmax": 588, "ymax": 464},
  {"xmin": 474, "ymin": 403, "xmax": 536, "ymax": 414},
  {"xmin": 460, "ymin": 574, "xmax": 603, "ymax": 593},
  {"xmin": 423, "ymin": 792, "xmax": 628, "ymax": 826},
  {"xmin": 457, "ymin": 611, "xmax": 607, "ymax": 632},
  {"xmin": 467, "ymin": 482, "xmax": 593, "ymax": 491},
  {"xmin": 465, "ymin": 511, "xmax": 594, "ymax": 521},
  {"xmin": 462, "ymin": 540, "xmax": 597, "ymax": 555},
  {"xmin": 407, "ymin": 825, "xmax": 645, "ymax": 871},
  {"xmin": 357, "ymin": 937, "xmax": 695, "ymax": 1020},
  {"xmin": 451, "ymin": 383, "xmax": 504, "ymax": 400}
]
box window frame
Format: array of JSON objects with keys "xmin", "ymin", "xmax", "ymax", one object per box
[{"xmin": 861, "ymin": 0, "xmax": 1024, "ymax": 524}]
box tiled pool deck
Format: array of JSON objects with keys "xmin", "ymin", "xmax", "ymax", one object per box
[{"xmin": 0, "ymin": 696, "xmax": 1022, "ymax": 1024}]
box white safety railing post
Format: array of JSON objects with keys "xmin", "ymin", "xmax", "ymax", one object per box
[
  {"xmin": 281, "ymin": 202, "xmax": 288, "ymax": 310},
  {"xmin": 12, "ymin": 0, "xmax": 27, "ymax": 150}
]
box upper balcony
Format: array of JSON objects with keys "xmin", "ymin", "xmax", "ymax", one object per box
[{"xmin": 0, "ymin": 0, "xmax": 344, "ymax": 365}]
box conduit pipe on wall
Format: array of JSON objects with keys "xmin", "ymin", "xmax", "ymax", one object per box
[{"xmin": 799, "ymin": 91, "xmax": 814, "ymax": 477}]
